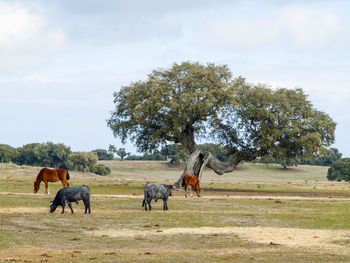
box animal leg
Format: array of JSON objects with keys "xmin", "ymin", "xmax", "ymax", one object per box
[
  {"xmin": 185, "ymin": 185, "xmax": 188, "ymax": 198},
  {"xmin": 197, "ymin": 183, "xmax": 201, "ymax": 197},
  {"xmin": 61, "ymin": 203, "xmax": 65, "ymax": 214},
  {"xmin": 142, "ymin": 199, "xmax": 145, "ymax": 208},
  {"xmin": 83, "ymin": 199, "xmax": 91, "ymax": 214},
  {"xmin": 68, "ymin": 202, "xmax": 74, "ymax": 214},
  {"xmin": 44, "ymin": 181, "xmax": 49, "ymax": 195},
  {"xmin": 148, "ymin": 199, "xmax": 152, "ymax": 211},
  {"xmin": 163, "ymin": 198, "xmax": 168, "ymax": 210}
]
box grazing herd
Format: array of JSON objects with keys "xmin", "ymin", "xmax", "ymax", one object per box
[{"xmin": 34, "ymin": 168, "xmax": 201, "ymax": 214}]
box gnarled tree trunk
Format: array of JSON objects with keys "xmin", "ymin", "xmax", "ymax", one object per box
[{"xmin": 174, "ymin": 149, "xmax": 254, "ymax": 188}]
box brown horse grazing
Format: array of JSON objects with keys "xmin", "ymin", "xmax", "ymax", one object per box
[
  {"xmin": 182, "ymin": 174, "xmax": 201, "ymax": 198},
  {"xmin": 34, "ymin": 168, "xmax": 70, "ymax": 195}
]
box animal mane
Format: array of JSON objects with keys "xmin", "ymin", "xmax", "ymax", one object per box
[{"xmin": 34, "ymin": 168, "xmax": 45, "ymax": 185}]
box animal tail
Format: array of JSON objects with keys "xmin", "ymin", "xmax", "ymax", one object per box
[
  {"xmin": 66, "ymin": 170, "xmax": 70, "ymax": 180},
  {"xmin": 142, "ymin": 199, "xmax": 145, "ymax": 207}
]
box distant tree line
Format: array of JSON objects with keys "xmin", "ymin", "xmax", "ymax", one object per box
[
  {"xmin": 267, "ymin": 148, "xmax": 342, "ymax": 169},
  {"xmin": 0, "ymin": 142, "xmax": 342, "ymax": 174},
  {"xmin": 0, "ymin": 143, "xmax": 111, "ymax": 175},
  {"xmin": 126, "ymin": 144, "xmax": 342, "ymax": 169}
]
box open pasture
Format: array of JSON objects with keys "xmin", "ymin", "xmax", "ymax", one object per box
[{"xmin": 1, "ymin": 161, "xmax": 350, "ymax": 262}]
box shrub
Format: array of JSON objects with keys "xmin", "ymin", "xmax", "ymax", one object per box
[
  {"xmin": 327, "ymin": 158, "xmax": 350, "ymax": 182},
  {"xmin": 91, "ymin": 164, "xmax": 111, "ymax": 176}
]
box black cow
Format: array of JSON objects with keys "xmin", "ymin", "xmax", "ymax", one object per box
[
  {"xmin": 50, "ymin": 185, "xmax": 91, "ymax": 214},
  {"xmin": 142, "ymin": 182, "xmax": 174, "ymax": 211}
]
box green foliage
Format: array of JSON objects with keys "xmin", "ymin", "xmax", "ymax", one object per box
[
  {"xmin": 197, "ymin": 143, "xmax": 230, "ymax": 162},
  {"xmin": 67, "ymin": 152, "xmax": 98, "ymax": 172},
  {"xmin": 269, "ymin": 148, "xmax": 342, "ymax": 168},
  {"xmin": 108, "ymin": 61, "xmax": 234, "ymax": 153},
  {"xmin": 90, "ymin": 164, "xmax": 111, "ymax": 175},
  {"xmin": 16, "ymin": 142, "xmax": 71, "ymax": 168},
  {"xmin": 217, "ymin": 84, "xmax": 336, "ymax": 161},
  {"xmin": 0, "ymin": 144, "xmax": 18, "ymax": 163},
  {"xmin": 327, "ymin": 158, "xmax": 350, "ymax": 182},
  {"xmin": 115, "ymin": 148, "xmax": 130, "ymax": 160},
  {"xmin": 160, "ymin": 144, "xmax": 189, "ymax": 164},
  {"xmin": 126, "ymin": 153, "xmax": 166, "ymax": 160},
  {"xmin": 301, "ymin": 148, "xmax": 342, "ymax": 166},
  {"xmin": 45, "ymin": 142, "xmax": 71, "ymax": 168},
  {"xmin": 92, "ymin": 149, "xmax": 114, "ymax": 160},
  {"xmin": 108, "ymin": 144, "xmax": 117, "ymax": 157},
  {"xmin": 108, "ymin": 62, "xmax": 336, "ymax": 163},
  {"xmin": 272, "ymin": 158, "xmax": 300, "ymax": 169},
  {"xmin": 108, "ymin": 145, "xmax": 130, "ymax": 160}
]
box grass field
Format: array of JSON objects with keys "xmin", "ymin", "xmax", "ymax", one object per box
[{"xmin": 1, "ymin": 161, "xmax": 350, "ymax": 262}]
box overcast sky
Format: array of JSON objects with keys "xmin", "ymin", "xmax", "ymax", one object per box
[{"xmin": 1, "ymin": 0, "xmax": 349, "ymax": 157}]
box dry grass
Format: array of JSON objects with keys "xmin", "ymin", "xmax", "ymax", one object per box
[{"xmin": 1, "ymin": 162, "xmax": 350, "ymax": 262}]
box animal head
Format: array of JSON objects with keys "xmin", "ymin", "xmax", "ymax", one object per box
[
  {"xmin": 33, "ymin": 181, "xmax": 39, "ymax": 193},
  {"xmin": 49, "ymin": 201, "xmax": 57, "ymax": 213}
]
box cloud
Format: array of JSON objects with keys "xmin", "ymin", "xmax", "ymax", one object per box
[
  {"xmin": 0, "ymin": 2, "xmax": 66, "ymax": 72},
  {"xmin": 278, "ymin": 6, "xmax": 341, "ymax": 49},
  {"xmin": 198, "ymin": 4, "xmax": 345, "ymax": 51}
]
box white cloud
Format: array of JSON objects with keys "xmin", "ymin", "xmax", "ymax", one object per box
[
  {"xmin": 278, "ymin": 6, "xmax": 341, "ymax": 49},
  {"xmin": 199, "ymin": 4, "xmax": 344, "ymax": 51},
  {"xmin": 0, "ymin": 2, "xmax": 66, "ymax": 71}
]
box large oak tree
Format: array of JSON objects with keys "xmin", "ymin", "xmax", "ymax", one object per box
[{"xmin": 107, "ymin": 62, "xmax": 336, "ymax": 187}]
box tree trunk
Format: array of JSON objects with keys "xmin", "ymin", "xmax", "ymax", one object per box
[{"xmin": 174, "ymin": 149, "xmax": 254, "ymax": 188}]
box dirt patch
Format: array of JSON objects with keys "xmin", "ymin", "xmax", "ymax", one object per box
[
  {"xmin": 0, "ymin": 246, "xmax": 280, "ymax": 262},
  {"xmin": 87, "ymin": 226, "xmax": 350, "ymax": 254},
  {"xmin": 92, "ymin": 193, "xmax": 350, "ymax": 201},
  {"xmin": 204, "ymin": 188, "xmax": 350, "ymax": 198},
  {"xmin": 0, "ymin": 207, "xmax": 47, "ymax": 214}
]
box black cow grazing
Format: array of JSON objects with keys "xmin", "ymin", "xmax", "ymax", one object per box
[
  {"xmin": 50, "ymin": 185, "xmax": 91, "ymax": 214},
  {"xmin": 142, "ymin": 182, "xmax": 174, "ymax": 211}
]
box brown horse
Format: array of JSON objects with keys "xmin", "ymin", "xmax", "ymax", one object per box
[
  {"xmin": 182, "ymin": 174, "xmax": 201, "ymax": 198},
  {"xmin": 34, "ymin": 168, "xmax": 70, "ymax": 194}
]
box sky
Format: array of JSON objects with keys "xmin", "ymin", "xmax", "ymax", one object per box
[{"xmin": 0, "ymin": 0, "xmax": 349, "ymax": 157}]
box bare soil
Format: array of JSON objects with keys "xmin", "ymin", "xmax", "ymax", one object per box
[{"xmin": 87, "ymin": 226, "xmax": 350, "ymax": 254}]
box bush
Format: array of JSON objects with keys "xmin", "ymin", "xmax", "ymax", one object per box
[
  {"xmin": 327, "ymin": 158, "xmax": 350, "ymax": 182},
  {"xmin": 91, "ymin": 164, "xmax": 111, "ymax": 176}
]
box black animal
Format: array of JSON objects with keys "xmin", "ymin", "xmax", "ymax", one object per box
[
  {"xmin": 50, "ymin": 185, "xmax": 91, "ymax": 214},
  {"xmin": 142, "ymin": 182, "xmax": 174, "ymax": 211}
]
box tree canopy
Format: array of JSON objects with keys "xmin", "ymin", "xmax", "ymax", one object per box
[
  {"xmin": 327, "ymin": 158, "xmax": 350, "ymax": 182},
  {"xmin": 0, "ymin": 144, "xmax": 18, "ymax": 163},
  {"xmin": 108, "ymin": 61, "xmax": 336, "ymax": 167},
  {"xmin": 16, "ymin": 142, "xmax": 71, "ymax": 168},
  {"xmin": 108, "ymin": 62, "xmax": 234, "ymax": 153}
]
